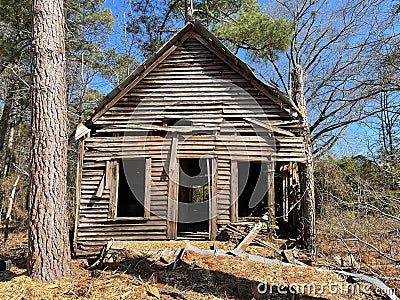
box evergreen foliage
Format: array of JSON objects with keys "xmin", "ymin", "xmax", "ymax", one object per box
[{"xmin": 214, "ymin": 0, "xmax": 293, "ymax": 59}]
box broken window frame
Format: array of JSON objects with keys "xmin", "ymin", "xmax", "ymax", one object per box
[
  {"xmin": 108, "ymin": 156, "xmax": 151, "ymax": 220},
  {"xmin": 230, "ymin": 159, "xmax": 275, "ymax": 222}
]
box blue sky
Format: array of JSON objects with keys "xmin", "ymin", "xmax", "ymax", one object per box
[{"xmin": 1, "ymin": 0, "xmax": 396, "ymax": 158}]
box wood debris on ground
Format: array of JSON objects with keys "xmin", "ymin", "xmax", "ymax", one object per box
[{"xmin": 0, "ymin": 232, "xmax": 396, "ymax": 300}]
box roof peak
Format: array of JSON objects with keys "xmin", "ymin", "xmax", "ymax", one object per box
[{"xmin": 88, "ymin": 21, "xmax": 298, "ymax": 124}]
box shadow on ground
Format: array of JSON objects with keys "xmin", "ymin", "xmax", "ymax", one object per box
[
  {"xmin": 0, "ymin": 229, "xmax": 28, "ymax": 282},
  {"xmin": 95, "ymin": 253, "xmax": 329, "ymax": 300}
]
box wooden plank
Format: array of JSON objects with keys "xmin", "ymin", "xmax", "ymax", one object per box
[
  {"xmin": 144, "ymin": 157, "xmax": 151, "ymax": 218},
  {"xmin": 243, "ymin": 117, "xmax": 295, "ymax": 137},
  {"xmin": 75, "ymin": 32, "xmax": 308, "ymax": 250},
  {"xmin": 167, "ymin": 135, "xmax": 179, "ymax": 239},
  {"xmin": 230, "ymin": 160, "xmax": 238, "ymax": 223},
  {"xmin": 209, "ymin": 157, "xmax": 218, "ymax": 240},
  {"xmin": 92, "ymin": 44, "xmax": 179, "ymax": 123},
  {"xmin": 108, "ymin": 159, "xmax": 119, "ymax": 219},
  {"xmin": 101, "ymin": 123, "xmax": 216, "ymax": 133},
  {"xmin": 95, "ymin": 174, "xmax": 105, "ymax": 198},
  {"xmin": 190, "ymin": 33, "xmax": 295, "ymax": 115},
  {"xmin": 268, "ymin": 161, "xmax": 275, "ymax": 217},
  {"xmin": 232, "ymin": 215, "xmax": 269, "ymax": 254},
  {"xmin": 73, "ymin": 138, "xmax": 85, "ymax": 255},
  {"xmin": 105, "ymin": 160, "xmax": 111, "ymax": 189},
  {"xmin": 283, "ymin": 166, "xmax": 288, "ymax": 222}
]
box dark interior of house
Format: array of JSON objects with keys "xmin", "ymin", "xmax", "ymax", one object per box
[
  {"xmin": 178, "ymin": 158, "xmax": 210, "ymax": 234},
  {"xmin": 238, "ymin": 161, "xmax": 269, "ymax": 218},
  {"xmin": 117, "ymin": 159, "xmax": 145, "ymax": 217}
]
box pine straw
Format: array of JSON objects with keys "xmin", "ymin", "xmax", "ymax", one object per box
[{"xmin": 0, "ymin": 236, "xmax": 391, "ymax": 300}]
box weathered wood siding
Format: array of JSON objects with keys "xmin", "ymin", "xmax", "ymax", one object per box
[{"xmin": 75, "ymin": 35, "xmax": 305, "ymax": 255}]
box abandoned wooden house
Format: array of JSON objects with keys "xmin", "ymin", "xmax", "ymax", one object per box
[{"xmin": 73, "ymin": 21, "xmax": 306, "ymax": 256}]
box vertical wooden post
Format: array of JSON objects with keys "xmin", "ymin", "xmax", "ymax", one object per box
[
  {"xmin": 208, "ymin": 157, "xmax": 218, "ymax": 240},
  {"xmin": 144, "ymin": 157, "xmax": 151, "ymax": 218},
  {"xmin": 283, "ymin": 168, "xmax": 289, "ymax": 221},
  {"xmin": 108, "ymin": 159, "xmax": 119, "ymax": 218},
  {"xmin": 73, "ymin": 138, "xmax": 85, "ymax": 255},
  {"xmin": 105, "ymin": 160, "xmax": 111, "ymax": 189},
  {"xmin": 167, "ymin": 135, "xmax": 179, "ymax": 239},
  {"xmin": 230, "ymin": 160, "xmax": 238, "ymax": 223},
  {"xmin": 267, "ymin": 161, "xmax": 275, "ymax": 217}
]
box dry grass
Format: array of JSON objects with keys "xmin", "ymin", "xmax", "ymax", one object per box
[
  {"xmin": 0, "ymin": 231, "xmax": 395, "ymax": 299},
  {"xmin": 316, "ymin": 209, "xmax": 400, "ymax": 293}
]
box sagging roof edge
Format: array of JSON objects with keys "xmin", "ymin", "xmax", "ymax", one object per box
[{"xmin": 88, "ymin": 20, "xmax": 300, "ymax": 125}]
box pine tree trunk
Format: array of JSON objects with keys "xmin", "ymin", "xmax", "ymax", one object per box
[
  {"xmin": 291, "ymin": 64, "xmax": 316, "ymax": 254},
  {"xmin": 28, "ymin": 0, "xmax": 72, "ymax": 281}
]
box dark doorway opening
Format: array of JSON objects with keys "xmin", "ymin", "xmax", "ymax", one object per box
[
  {"xmin": 117, "ymin": 159, "xmax": 145, "ymax": 217},
  {"xmin": 177, "ymin": 158, "xmax": 210, "ymax": 237},
  {"xmin": 238, "ymin": 161, "xmax": 268, "ymax": 218}
]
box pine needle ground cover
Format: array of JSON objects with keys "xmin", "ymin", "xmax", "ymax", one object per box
[{"xmin": 0, "ymin": 232, "xmax": 397, "ymax": 299}]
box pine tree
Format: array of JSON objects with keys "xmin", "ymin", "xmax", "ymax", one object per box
[{"xmin": 28, "ymin": 0, "xmax": 72, "ymax": 281}]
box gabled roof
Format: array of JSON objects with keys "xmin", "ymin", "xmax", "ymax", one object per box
[{"xmin": 89, "ymin": 21, "xmax": 300, "ymax": 124}]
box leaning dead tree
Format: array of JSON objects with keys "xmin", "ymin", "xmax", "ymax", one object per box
[{"xmin": 291, "ymin": 65, "xmax": 316, "ymax": 254}]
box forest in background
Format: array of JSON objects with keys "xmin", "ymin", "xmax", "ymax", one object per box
[{"xmin": 0, "ymin": 0, "xmax": 399, "ymax": 284}]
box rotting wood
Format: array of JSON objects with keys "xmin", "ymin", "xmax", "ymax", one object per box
[
  {"xmin": 105, "ymin": 160, "xmax": 111, "ymax": 189},
  {"xmin": 225, "ymin": 224, "xmax": 280, "ymax": 253},
  {"xmin": 91, "ymin": 44, "xmax": 179, "ymax": 123},
  {"xmin": 73, "ymin": 138, "xmax": 85, "ymax": 254},
  {"xmin": 95, "ymin": 174, "xmax": 105, "ymax": 198},
  {"xmin": 190, "ymin": 32, "xmax": 294, "ymax": 113},
  {"xmin": 282, "ymin": 166, "xmax": 289, "ymax": 222},
  {"xmin": 208, "ymin": 157, "xmax": 218, "ymax": 240},
  {"xmin": 231, "ymin": 214, "xmax": 271, "ymax": 255},
  {"xmin": 230, "ymin": 160, "xmax": 238, "ymax": 223},
  {"xmin": 87, "ymin": 240, "xmax": 114, "ymax": 270},
  {"xmin": 267, "ymin": 161, "xmax": 275, "ymax": 217},
  {"xmin": 108, "ymin": 160, "xmax": 119, "ymax": 219},
  {"xmin": 144, "ymin": 157, "xmax": 151, "ymax": 218},
  {"xmin": 73, "ymin": 23, "xmax": 308, "ymax": 254},
  {"xmin": 243, "ymin": 117, "xmax": 295, "ymax": 137},
  {"xmin": 167, "ymin": 135, "xmax": 179, "ymax": 239}
]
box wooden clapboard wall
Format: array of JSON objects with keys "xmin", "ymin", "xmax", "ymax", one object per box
[{"xmin": 74, "ymin": 29, "xmax": 306, "ymax": 256}]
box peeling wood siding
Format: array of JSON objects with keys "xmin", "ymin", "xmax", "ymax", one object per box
[{"xmin": 75, "ymin": 37, "xmax": 305, "ymax": 255}]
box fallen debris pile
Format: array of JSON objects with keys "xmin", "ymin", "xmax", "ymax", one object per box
[
  {"xmin": 85, "ymin": 240, "xmax": 397, "ymax": 300},
  {"xmin": 0, "ymin": 233, "xmax": 398, "ymax": 300}
]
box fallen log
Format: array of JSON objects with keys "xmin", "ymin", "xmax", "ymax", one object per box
[{"xmin": 225, "ymin": 224, "xmax": 280, "ymax": 254}]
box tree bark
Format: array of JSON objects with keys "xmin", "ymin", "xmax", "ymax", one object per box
[
  {"xmin": 0, "ymin": 99, "xmax": 12, "ymax": 151},
  {"xmin": 28, "ymin": 0, "xmax": 72, "ymax": 281},
  {"xmin": 4, "ymin": 175, "xmax": 20, "ymax": 241},
  {"xmin": 291, "ymin": 64, "xmax": 316, "ymax": 254},
  {"xmin": 2, "ymin": 122, "xmax": 15, "ymax": 178},
  {"xmin": 185, "ymin": 0, "xmax": 193, "ymax": 23},
  {"xmin": 0, "ymin": 99, "xmax": 11, "ymax": 177}
]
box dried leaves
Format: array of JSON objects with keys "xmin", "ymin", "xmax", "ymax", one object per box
[{"xmin": 0, "ymin": 235, "xmax": 397, "ymax": 299}]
